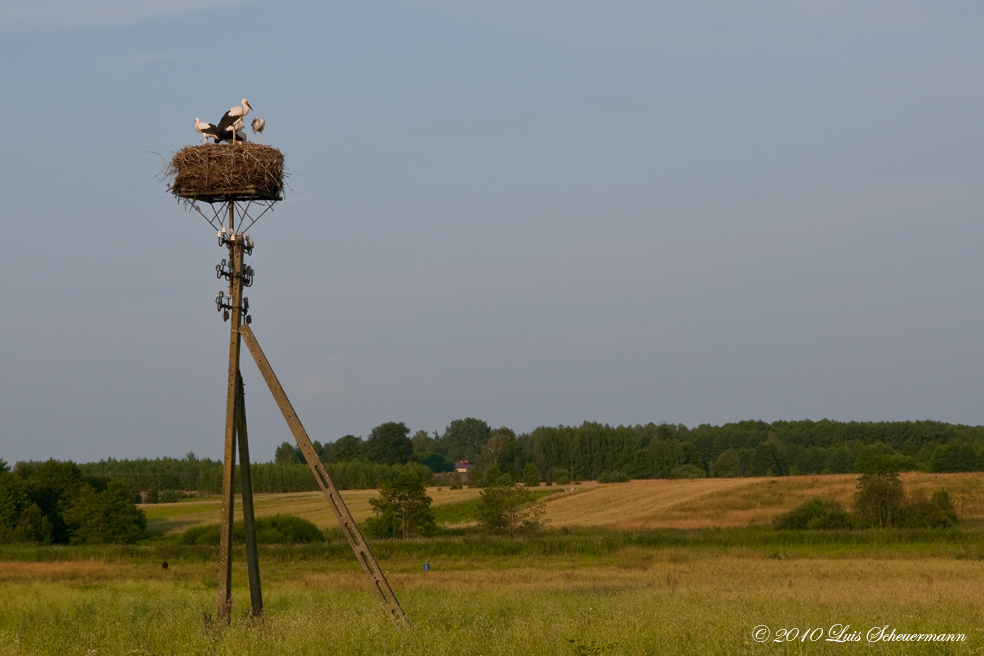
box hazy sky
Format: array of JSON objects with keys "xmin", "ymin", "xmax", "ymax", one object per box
[{"xmin": 2, "ymin": 1, "xmax": 984, "ymax": 464}]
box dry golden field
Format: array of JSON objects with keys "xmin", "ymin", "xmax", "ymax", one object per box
[
  {"xmin": 144, "ymin": 472, "xmax": 984, "ymax": 535},
  {"xmin": 540, "ymin": 472, "xmax": 984, "ymax": 530}
]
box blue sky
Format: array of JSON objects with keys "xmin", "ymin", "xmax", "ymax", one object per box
[{"xmin": 2, "ymin": 1, "xmax": 984, "ymax": 463}]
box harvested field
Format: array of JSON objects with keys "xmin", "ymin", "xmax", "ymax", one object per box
[
  {"xmin": 143, "ymin": 473, "xmax": 984, "ymax": 535},
  {"xmin": 540, "ymin": 473, "xmax": 984, "ymax": 530}
]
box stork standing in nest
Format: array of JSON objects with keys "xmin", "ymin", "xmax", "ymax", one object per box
[
  {"xmin": 251, "ymin": 117, "xmax": 265, "ymax": 142},
  {"xmin": 217, "ymin": 118, "xmax": 247, "ymax": 143},
  {"xmin": 217, "ymin": 99, "xmax": 252, "ymax": 143},
  {"xmin": 195, "ymin": 117, "xmax": 221, "ymax": 143}
]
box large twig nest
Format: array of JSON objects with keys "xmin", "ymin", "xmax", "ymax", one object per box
[{"xmin": 166, "ymin": 143, "xmax": 285, "ymax": 203}]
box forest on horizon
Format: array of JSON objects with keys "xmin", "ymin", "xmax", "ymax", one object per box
[{"xmin": 9, "ymin": 418, "xmax": 983, "ymax": 496}]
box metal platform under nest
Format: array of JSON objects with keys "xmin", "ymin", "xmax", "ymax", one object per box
[{"xmin": 174, "ymin": 188, "xmax": 283, "ymax": 204}]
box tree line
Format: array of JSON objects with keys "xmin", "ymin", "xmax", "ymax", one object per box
[
  {"xmin": 0, "ymin": 459, "xmax": 145, "ymax": 545},
  {"xmin": 12, "ymin": 418, "xmax": 984, "ymax": 498}
]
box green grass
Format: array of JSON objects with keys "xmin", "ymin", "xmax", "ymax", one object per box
[
  {"xmin": 1, "ymin": 547, "xmax": 981, "ymax": 655},
  {"xmin": 4, "ymin": 525, "xmax": 984, "ymax": 560},
  {"xmin": 4, "ymin": 478, "xmax": 984, "ymax": 655}
]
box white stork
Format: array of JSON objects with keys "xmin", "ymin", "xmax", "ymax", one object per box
[
  {"xmin": 195, "ymin": 117, "xmax": 221, "ymax": 143},
  {"xmin": 251, "ymin": 117, "xmax": 265, "ymax": 141},
  {"xmin": 218, "ymin": 118, "xmax": 247, "ymax": 143},
  {"xmin": 216, "ymin": 99, "xmax": 251, "ymax": 143}
]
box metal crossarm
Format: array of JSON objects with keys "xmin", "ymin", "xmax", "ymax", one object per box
[{"xmin": 239, "ymin": 323, "xmax": 410, "ymax": 626}]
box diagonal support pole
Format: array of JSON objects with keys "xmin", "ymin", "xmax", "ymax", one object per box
[
  {"xmin": 235, "ymin": 372, "xmax": 263, "ymax": 617},
  {"xmin": 239, "ymin": 323, "xmax": 411, "ymax": 626}
]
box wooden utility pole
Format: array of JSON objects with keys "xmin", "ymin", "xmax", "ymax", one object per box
[
  {"xmin": 216, "ymin": 201, "xmax": 262, "ymax": 623},
  {"xmin": 172, "ymin": 173, "xmax": 406, "ymax": 625}
]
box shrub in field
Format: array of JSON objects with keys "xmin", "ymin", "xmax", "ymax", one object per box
[
  {"xmin": 774, "ymin": 467, "xmax": 959, "ymax": 531},
  {"xmin": 476, "ymin": 483, "xmax": 547, "ymax": 538},
  {"xmin": 669, "ymin": 464, "xmax": 706, "ymax": 479},
  {"xmin": 364, "ymin": 467, "xmax": 436, "ymax": 539},
  {"xmin": 522, "ymin": 462, "xmax": 542, "ymax": 487},
  {"xmin": 551, "ymin": 468, "xmax": 572, "ymax": 485},
  {"xmin": 772, "ymin": 498, "xmax": 850, "ymax": 530},
  {"xmin": 902, "ymin": 489, "xmax": 958, "ymax": 529},
  {"xmin": 256, "ymin": 514, "xmax": 324, "ymax": 543},
  {"xmin": 178, "ymin": 514, "xmax": 324, "ymax": 545},
  {"xmin": 853, "ymin": 463, "xmax": 906, "ymax": 528},
  {"xmin": 597, "ymin": 471, "xmax": 629, "ymax": 483}
]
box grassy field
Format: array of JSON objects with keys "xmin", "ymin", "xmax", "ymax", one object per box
[{"xmin": 3, "ymin": 473, "xmax": 984, "ymax": 655}]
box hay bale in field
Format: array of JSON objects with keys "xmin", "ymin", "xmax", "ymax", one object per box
[{"xmin": 165, "ymin": 143, "xmax": 285, "ymax": 203}]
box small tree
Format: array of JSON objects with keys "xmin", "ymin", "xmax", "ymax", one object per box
[
  {"xmin": 365, "ymin": 467, "xmax": 436, "ymax": 539},
  {"xmin": 853, "ymin": 459, "xmax": 905, "ymax": 528},
  {"xmin": 476, "ymin": 483, "xmax": 546, "ymax": 538}
]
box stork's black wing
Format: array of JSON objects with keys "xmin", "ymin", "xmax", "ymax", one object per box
[{"xmin": 216, "ymin": 110, "xmax": 237, "ymax": 134}]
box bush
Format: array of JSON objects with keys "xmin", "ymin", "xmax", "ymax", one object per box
[
  {"xmin": 772, "ymin": 498, "xmax": 850, "ymax": 530},
  {"xmin": 903, "ymin": 489, "xmax": 958, "ymax": 529},
  {"xmin": 363, "ymin": 467, "xmax": 436, "ymax": 539},
  {"xmin": 551, "ymin": 468, "xmax": 572, "ymax": 485},
  {"xmin": 853, "ymin": 465, "xmax": 905, "ymax": 528},
  {"xmin": 669, "ymin": 464, "xmax": 706, "ymax": 480},
  {"xmin": 597, "ymin": 470, "xmax": 629, "ymax": 483},
  {"xmin": 178, "ymin": 514, "xmax": 323, "ymax": 545},
  {"xmin": 476, "ymin": 484, "xmax": 546, "ymax": 538}
]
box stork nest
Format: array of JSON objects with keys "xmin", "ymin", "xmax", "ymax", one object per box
[{"xmin": 165, "ymin": 143, "xmax": 285, "ymax": 204}]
